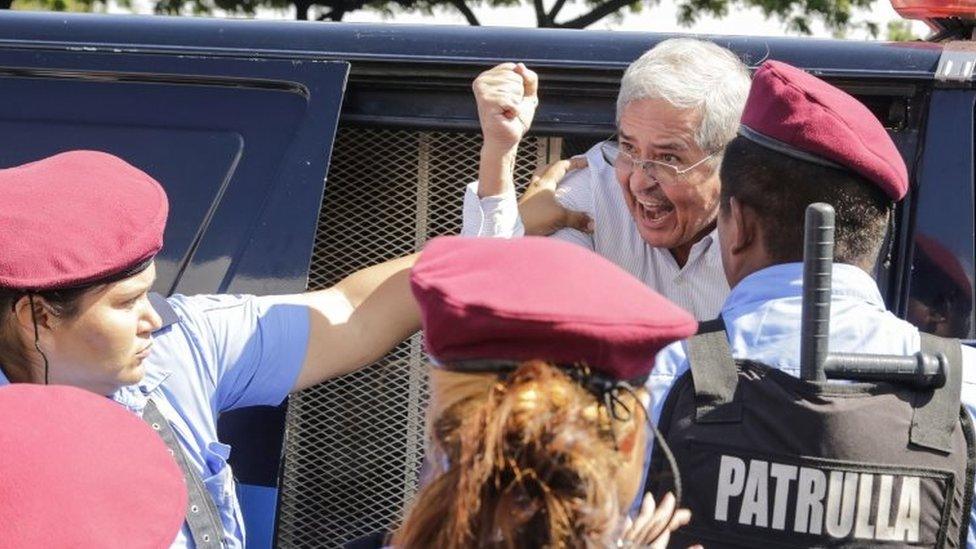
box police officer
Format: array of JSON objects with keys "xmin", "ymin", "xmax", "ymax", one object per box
[
  {"xmin": 0, "ymin": 383, "xmax": 187, "ymax": 547},
  {"xmin": 397, "ymin": 236, "xmax": 699, "ymax": 547},
  {"xmin": 0, "ymin": 150, "xmax": 421, "ymax": 547},
  {"xmin": 645, "ymin": 61, "xmax": 976, "ymax": 544}
]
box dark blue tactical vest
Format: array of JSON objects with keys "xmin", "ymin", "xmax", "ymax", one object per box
[{"xmin": 647, "ymin": 320, "xmax": 975, "ymax": 548}]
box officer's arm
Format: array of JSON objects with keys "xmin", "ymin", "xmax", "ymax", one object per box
[
  {"xmin": 518, "ymin": 157, "xmax": 592, "ymax": 236},
  {"xmin": 290, "ymin": 254, "xmax": 420, "ymax": 392}
]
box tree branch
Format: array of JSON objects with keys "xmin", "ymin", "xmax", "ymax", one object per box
[
  {"xmin": 450, "ymin": 0, "xmax": 480, "ymax": 25},
  {"xmin": 556, "ymin": 0, "xmax": 632, "ymax": 28},
  {"xmin": 546, "ymin": 0, "xmax": 567, "ymax": 22},
  {"xmin": 293, "ymin": 0, "xmax": 311, "ymax": 19},
  {"xmin": 533, "ymin": 0, "xmax": 548, "ymax": 26},
  {"xmin": 314, "ymin": 0, "xmax": 371, "ymax": 21},
  {"xmin": 0, "ymin": 0, "xmax": 14, "ymax": 8}
]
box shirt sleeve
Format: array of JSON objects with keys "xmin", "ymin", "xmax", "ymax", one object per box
[
  {"xmin": 460, "ymin": 182, "xmax": 526, "ymax": 237},
  {"xmin": 168, "ymin": 293, "xmax": 311, "ymax": 412}
]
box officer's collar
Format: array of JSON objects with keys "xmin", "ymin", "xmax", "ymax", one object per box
[
  {"xmin": 725, "ymin": 262, "xmax": 885, "ymax": 312},
  {"xmin": 132, "ymin": 293, "xmax": 176, "ymax": 399},
  {"xmin": 112, "ymin": 361, "xmax": 172, "ymax": 414},
  {"xmin": 149, "ymin": 292, "xmax": 180, "ymax": 331},
  {"xmin": 138, "ymin": 361, "xmax": 172, "ymax": 394}
]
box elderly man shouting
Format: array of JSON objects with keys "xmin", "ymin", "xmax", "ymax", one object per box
[{"xmin": 461, "ymin": 39, "xmax": 750, "ymax": 319}]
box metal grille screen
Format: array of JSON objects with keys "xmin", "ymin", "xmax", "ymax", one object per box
[{"xmin": 277, "ymin": 127, "xmax": 558, "ymax": 548}]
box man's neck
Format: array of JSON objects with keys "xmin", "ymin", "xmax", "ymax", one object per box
[
  {"xmin": 668, "ymin": 222, "xmax": 716, "ymax": 267},
  {"xmin": 730, "ymin": 258, "xmax": 876, "ymax": 289}
]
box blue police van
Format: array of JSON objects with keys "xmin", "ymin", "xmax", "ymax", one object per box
[{"xmin": 0, "ymin": 7, "xmax": 972, "ymax": 546}]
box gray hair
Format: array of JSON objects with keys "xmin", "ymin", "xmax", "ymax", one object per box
[{"xmin": 616, "ymin": 38, "xmax": 751, "ymax": 154}]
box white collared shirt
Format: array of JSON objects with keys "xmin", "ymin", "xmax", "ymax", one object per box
[{"xmin": 461, "ymin": 143, "xmax": 729, "ymax": 320}]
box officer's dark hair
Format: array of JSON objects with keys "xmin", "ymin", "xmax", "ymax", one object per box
[
  {"xmin": 719, "ymin": 136, "xmax": 892, "ymax": 269},
  {"xmin": 0, "ymin": 285, "xmax": 94, "ymax": 383}
]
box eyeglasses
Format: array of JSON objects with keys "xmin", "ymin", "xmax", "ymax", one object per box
[{"xmin": 600, "ymin": 138, "xmax": 718, "ymax": 185}]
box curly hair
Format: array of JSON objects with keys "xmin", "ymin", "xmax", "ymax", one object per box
[{"xmin": 393, "ymin": 361, "xmax": 627, "ymax": 548}]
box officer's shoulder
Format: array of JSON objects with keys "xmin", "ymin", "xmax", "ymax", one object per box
[
  {"xmin": 651, "ymin": 339, "xmax": 689, "ymax": 378},
  {"xmin": 166, "ymin": 293, "xmax": 254, "ymax": 313},
  {"xmin": 158, "ymin": 293, "xmax": 260, "ymax": 334}
]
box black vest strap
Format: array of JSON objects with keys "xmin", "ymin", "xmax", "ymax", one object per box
[
  {"xmin": 143, "ymin": 294, "xmax": 224, "ymax": 546},
  {"xmin": 912, "ymin": 333, "xmax": 964, "ymax": 453},
  {"xmin": 686, "ymin": 317, "xmax": 742, "ymax": 423},
  {"xmin": 144, "ymin": 399, "xmax": 225, "ymax": 548}
]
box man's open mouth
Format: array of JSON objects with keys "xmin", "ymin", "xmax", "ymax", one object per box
[{"xmin": 635, "ymin": 195, "xmax": 675, "ymax": 226}]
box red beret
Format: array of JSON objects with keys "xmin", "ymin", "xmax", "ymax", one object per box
[
  {"xmin": 740, "ymin": 60, "xmax": 908, "ymax": 201},
  {"xmin": 915, "ymin": 235, "xmax": 973, "ymax": 302},
  {"xmin": 0, "ymin": 384, "xmax": 186, "ymax": 548},
  {"xmin": 0, "ymin": 150, "xmax": 168, "ymax": 291},
  {"xmin": 411, "ymin": 237, "xmax": 698, "ymax": 381}
]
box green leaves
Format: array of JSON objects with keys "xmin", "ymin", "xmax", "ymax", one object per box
[
  {"xmin": 10, "ymin": 0, "xmax": 99, "ymax": 13},
  {"xmin": 674, "ymin": 0, "xmax": 875, "ymax": 35}
]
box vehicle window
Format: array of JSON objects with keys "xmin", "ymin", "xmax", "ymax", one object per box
[{"xmin": 903, "ymin": 90, "xmax": 976, "ymax": 339}]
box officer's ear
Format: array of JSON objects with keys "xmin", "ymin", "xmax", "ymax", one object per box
[
  {"xmin": 614, "ymin": 391, "xmax": 646, "ymax": 455},
  {"xmin": 12, "ymin": 294, "xmax": 56, "ymax": 335},
  {"xmin": 725, "ymin": 196, "xmax": 760, "ymax": 256},
  {"xmin": 611, "ymin": 390, "xmax": 650, "ymax": 508}
]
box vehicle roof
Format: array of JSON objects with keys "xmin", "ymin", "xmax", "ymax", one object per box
[{"xmin": 0, "ymin": 10, "xmax": 945, "ymax": 80}]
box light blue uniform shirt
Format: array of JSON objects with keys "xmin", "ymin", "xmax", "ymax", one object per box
[
  {"xmin": 0, "ymin": 293, "xmax": 310, "ymax": 548},
  {"xmin": 645, "ymin": 263, "xmax": 976, "ymax": 545}
]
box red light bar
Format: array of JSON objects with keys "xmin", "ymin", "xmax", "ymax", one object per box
[{"xmin": 891, "ymin": 0, "xmax": 976, "ymax": 21}]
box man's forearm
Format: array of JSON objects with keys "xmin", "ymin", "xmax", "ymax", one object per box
[{"xmin": 477, "ymin": 142, "xmax": 518, "ymax": 198}]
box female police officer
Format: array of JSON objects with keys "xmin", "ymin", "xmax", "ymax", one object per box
[
  {"xmin": 394, "ymin": 236, "xmax": 699, "ymax": 547},
  {"xmin": 0, "ymin": 150, "xmax": 420, "ymax": 547}
]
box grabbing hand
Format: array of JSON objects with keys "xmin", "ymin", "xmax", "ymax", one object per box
[
  {"xmin": 518, "ymin": 156, "xmax": 592, "ymax": 236},
  {"xmin": 473, "ymin": 62, "xmax": 539, "ymax": 151},
  {"xmin": 619, "ymin": 492, "xmax": 699, "ymax": 549}
]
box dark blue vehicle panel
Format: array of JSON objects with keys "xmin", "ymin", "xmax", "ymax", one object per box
[
  {"xmin": 0, "ymin": 46, "xmax": 350, "ymax": 545},
  {"xmin": 0, "ymin": 11, "xmax": 946, "ymax": 79},
  {"xmin": 0, "ymin": 49, "xmax": 348, "ymax": 296}
]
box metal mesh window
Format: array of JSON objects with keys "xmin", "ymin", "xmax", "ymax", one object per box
[{"xmin": 277, "ymin": 127, "xmax": 559, "ymax": 548}]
